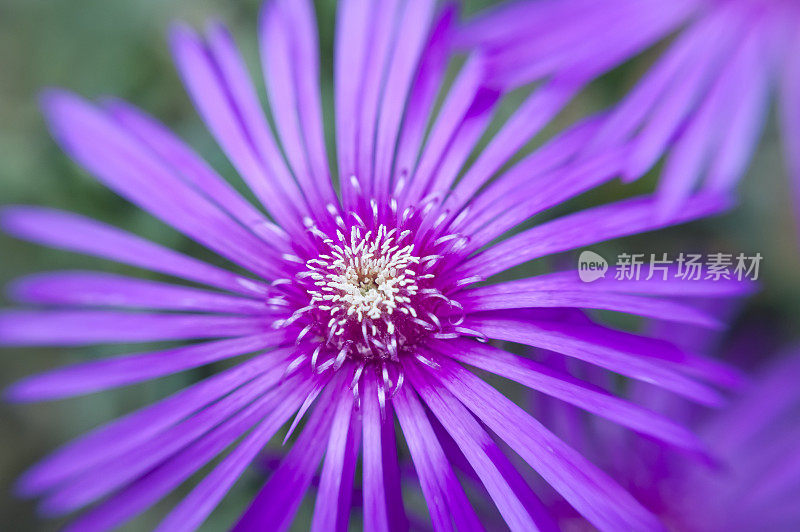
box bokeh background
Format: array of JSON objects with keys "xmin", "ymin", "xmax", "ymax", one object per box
[{"xmin": 2, "ymin": 0, "xmax": 799, "ymax": 530}]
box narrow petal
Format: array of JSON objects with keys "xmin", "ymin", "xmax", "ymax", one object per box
[
  {"xmin": 704, "ymin": 23, "xmax": 771, "ymax": 192},
  {"xmin": 389, "ymin": 5, "xmax": 455, "ymax": 197},
  {"xmin": 40, "ymin": 365, "xmax": 296, "ymax": 515},
  {"xmin": 40, "ymin": 90, "xmax": 283, "ymax": 278},
  {"xmin": 780, "ymin": 28, "xmax": 800, "ymax": 237},
  {"xmin": 394, "ymin": 384, "xmax": 483, "ymax": 532},
  {"xmin": 467, "ymin": 314, "xmax": 724, "ymax": 406},
  {"xmin": 381, "ymin": 401, "xmax": 408, "ymax": 531},
  {"xmin": 310, "ymin": 387, "xmax": 356, "ymax": 532},
  {"xmin": 361, "ymin": 368, "xmax": 389, "ymax": 532},
  {"xmin": 483, "ymin": 0, "xmax": 693, "ymax": 90},
  {"xmin": 427, "ymin": 357, "xmax": 664, "ymax": 532},
  {"xmin": 444, "ymin": 78, "xmax": 581, "ymax": 214},
  {"xmin": 0, "ymin": 206, "xmax": 268, "ymax": 297},
  {"xmin": 334, "ymin": 0, "xmax": 372, "ymax": 208},
  {"xmin": 16, "ymin": 350, "xmax": 292, "ymax": 498},
  {"xmin": 459, "ymin": 285, "xmax": 721, "ymax": 328},
  {"xmin": 458, "ymin": 114, "xmax": 604, "ymax": 232},
  {"xmin": 169, "ymin": 23, "xmax": 308, "ymax": 236},
  {"xmin": 353, "ymin": 0, "xmax": 401, "ymax": 190},
  {"xmin": 373, "ymin": 0, "xmax": 439, "ymax": 197},
  {"xmin": 0, "ymin": 310, "xmax": 269, "ymax": 346},
  {"xmin": 402, "ymin": 52, "xmax": 490, "ymax": 205},
  {"xmin": 586, "ymin": 7, "xmax": 724, "ymax": 155},
  {"xmin": 258, "ymin": 2, "xmax": 337, "ymax": 210},
  {"xmin": 623, "ymin": 9, "xmax": 745, "ymax": 180},
  {"xmin": 233, "ymin": 381, "xmax": 337, "ymax": 531},
  {"xmin": 424, "ymin": 91, "xmax": 498, "ymax": 200},
  {"xmin": 62, "ymin": 372, "xmax": 311, "ymax": 532},
  {"xmin": 460, "ymin": 193, "xmax": 731, "ymax": 281},
  {"xmin": 9, "ymin": 272, "xmax": 267, "ymax": 314},
  {"xmin": 512, "ymin": 269, "xmax": 755, "ymax": 297},
  {"xmin": 104, "ymin": 99, "xmax": 289, "ymax": 248},
  {"xmin": 156, "ymin": 372, "xmax": 332, "ymax": 532},
  {"xmin": 406, "ymin": 364, "xmax": 547, "ymax": 532},
  {"xmin": 433, "ymin": 338, "xmax": 705, "ymax": 453},
  {"xmin": 461, "ymin": 148, "xmax": 624, "ymax": 252},
  {"xmin": 5, "ymin": 333, "xmax": 286, "ymax": 402}
]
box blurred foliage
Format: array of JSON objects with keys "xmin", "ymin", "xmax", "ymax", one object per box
[{"xmin": 1, "ymin": 0, "xmax": 798, "ymax": 530}]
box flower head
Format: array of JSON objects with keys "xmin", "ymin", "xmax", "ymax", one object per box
[
  {"xmin": 535, "ymin": 341, "xmax": 800, "ymax": 532},
  {"xmin": 1, "ymin": 1, "xmax": 751, "ymax": 531},
  {"xmin": 465, "ymin": 0, "xmax": 800, "ymax": 224}
]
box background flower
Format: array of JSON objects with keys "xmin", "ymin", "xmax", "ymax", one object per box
[{"xmin": 463, "ymin": 0, "xmax": 800, "ymax": 227}]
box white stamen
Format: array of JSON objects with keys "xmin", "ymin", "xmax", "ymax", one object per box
[{"xmin": 303, "ymin": 224, "xmax": 422, "ymax": 337}]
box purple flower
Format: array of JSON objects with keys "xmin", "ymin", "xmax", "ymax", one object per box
[
  {"xmin": 0, "ymin": 1, "xmax": 752, "ymax": 531},
  {"xmin": 464, "ymin": 0, "xmax": 800, "ymax": 224},
  {"xmin": 535, "ymin": 344, "xmax": 800, "ymax": 531}
]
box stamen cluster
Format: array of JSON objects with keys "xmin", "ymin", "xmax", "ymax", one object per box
[
  {"xmin": 268, "ymin": 195, "xmax": 473, "ymax": 374},
  {"xmin": 304, "ymin": 224, "xmax": 421, "ymax": 337}
]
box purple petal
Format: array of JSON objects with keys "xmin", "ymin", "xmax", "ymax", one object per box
[
  {"xmin": 402, "ymin": 52, "xmax": 490, "ymax": 205},
  {"xmin": 5, "ymin": 333, "xmax": 286, "ymax": 402},
  {"xmin": 373, "ymin": 0, "xmax": 439, "ymax": 197},
  {"xmin": 40, "ymin": 90, "xmax": 283, "ymax": 278},
  {"xmin": 169, "ymin": 23, "xmax": 308, "ymax": 237},
  {"xmin": 586, "ymin": 6, "xmax": 720, "ymax": 155},
  {"xmin": 257, "ymin": 3, "xmax": 337, "ymax": 210},
  {"xmin": 703, "ymin": 23, "xmax": 771, "ymax": 193},
  {"xmin": 394, "ymin": 384, "xmax": 483, "ymax": 532},
  {"xmin": 40, "ymin": 361, "xmax": 295, "ymax": 515},
  {"xmin": 104, "ymin": 99, "xmax": 289, "ymax": 248},
  {"xmin": 381, "ymin": 401, "xmax": 408, "ymax": 531},
  {"xmin": 361, "ymin": 368, "xmax": 390, "ymax": 532},
  {"xmin": 461, "ymin": 148, "xmax": 625, "ymax": 252},
  {"xmin": 389, "ymin": 5, "xmax": 454, "ymax": 198},
  {"xmin": 156, "ymin": 373, "xmax": 333, "ymax": 532},
  {"xmin": 458, "ymin": 114, "xmax": 604, "ymax": 232},
  {"xmin": 483, "ymin": 0, "xmax": 694, "ymax": 90},
  {"xmin": 623, "ymin": 8, "xmax": 745, "ymax": 180},
  {"xmin": 310, "ymin": 387, "xmax": 356, "ymax": 532},
  {"xmin": 406, "ymin": 364, "xmax": 546, "ymax": 532},
  {"xmin": 233, "ymin": 380, "xmax": 338, "ymax": 532},
  {"xmin": 62, "ymin": 372, "xmax": 312, "ymax": 532},
  {"xmin": 9, "ymin": 271, "xmax": 267, "ymax": 314},
  {"xmin": 444, "ymin": 79, "xmax": 580, "ymax": 215},
  {"xmin": 0, "ymin": 310, "xmax": 269, "ymax": 346},
  {"xmin": 514, "ymin": 269, "xmax": 755, "ymax": 297},
  {"xmin": 426, "ymin": 357, "xmax": 665, "ymax": 532},
  {"xmin": 460, "ymin": 192, "xmax": 732, "ymax": 281},
  {"xmin": 780, "ymin": 27, "xmax": 800, "ymax": 237},
  {"xmin": 460, "ymin": 284, "xmax": 721, "ymax": 328},
  {"xmin": 16, "ymin": 350, "xmax": 292, "ymax": 498},
  {"xmin": 0, "ymin": 206, "xmax": 268, "ymax": 297},
  {"xmin": 434, "ymin": 338, "xmax": 705, "ymax": 453},
  {"xmin": 425, "ymin": 89, "xmax": 499, "ymax": 200},
  {"xmin": 467, "ymin": 314, "xmax": 724, "ymax": 406},
  {"xmin": 333, "ymin": 0, "xmax": 371, "ymax": 208},
  {"xmin": 353, "ymin": 0, "xmax": 402, "ymax": 191}
]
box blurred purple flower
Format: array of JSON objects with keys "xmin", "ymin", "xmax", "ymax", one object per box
[
  {"xmin": 463, "ymin": 0, "xmax": 800, "ymax": 224},
  {"xmin": 0, "ymin": 1, "xmax": 753, "ymax": 531},
  {"xmin": 535, "ymin": 345, "xmax": 800, "ymax": 531}
]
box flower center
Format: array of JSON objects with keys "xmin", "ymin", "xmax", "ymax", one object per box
[
  {"xmin": 273, "ymin": 201, "xmax": 472, "ymax": 376},
  {"xmin": 304, "ymin": 224, "xmax": 423, "ymax": 345}
]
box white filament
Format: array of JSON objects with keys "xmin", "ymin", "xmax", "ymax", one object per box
[{"xmin": 304, "ymin": 224, "xmax": 420, "ymax": 339}]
